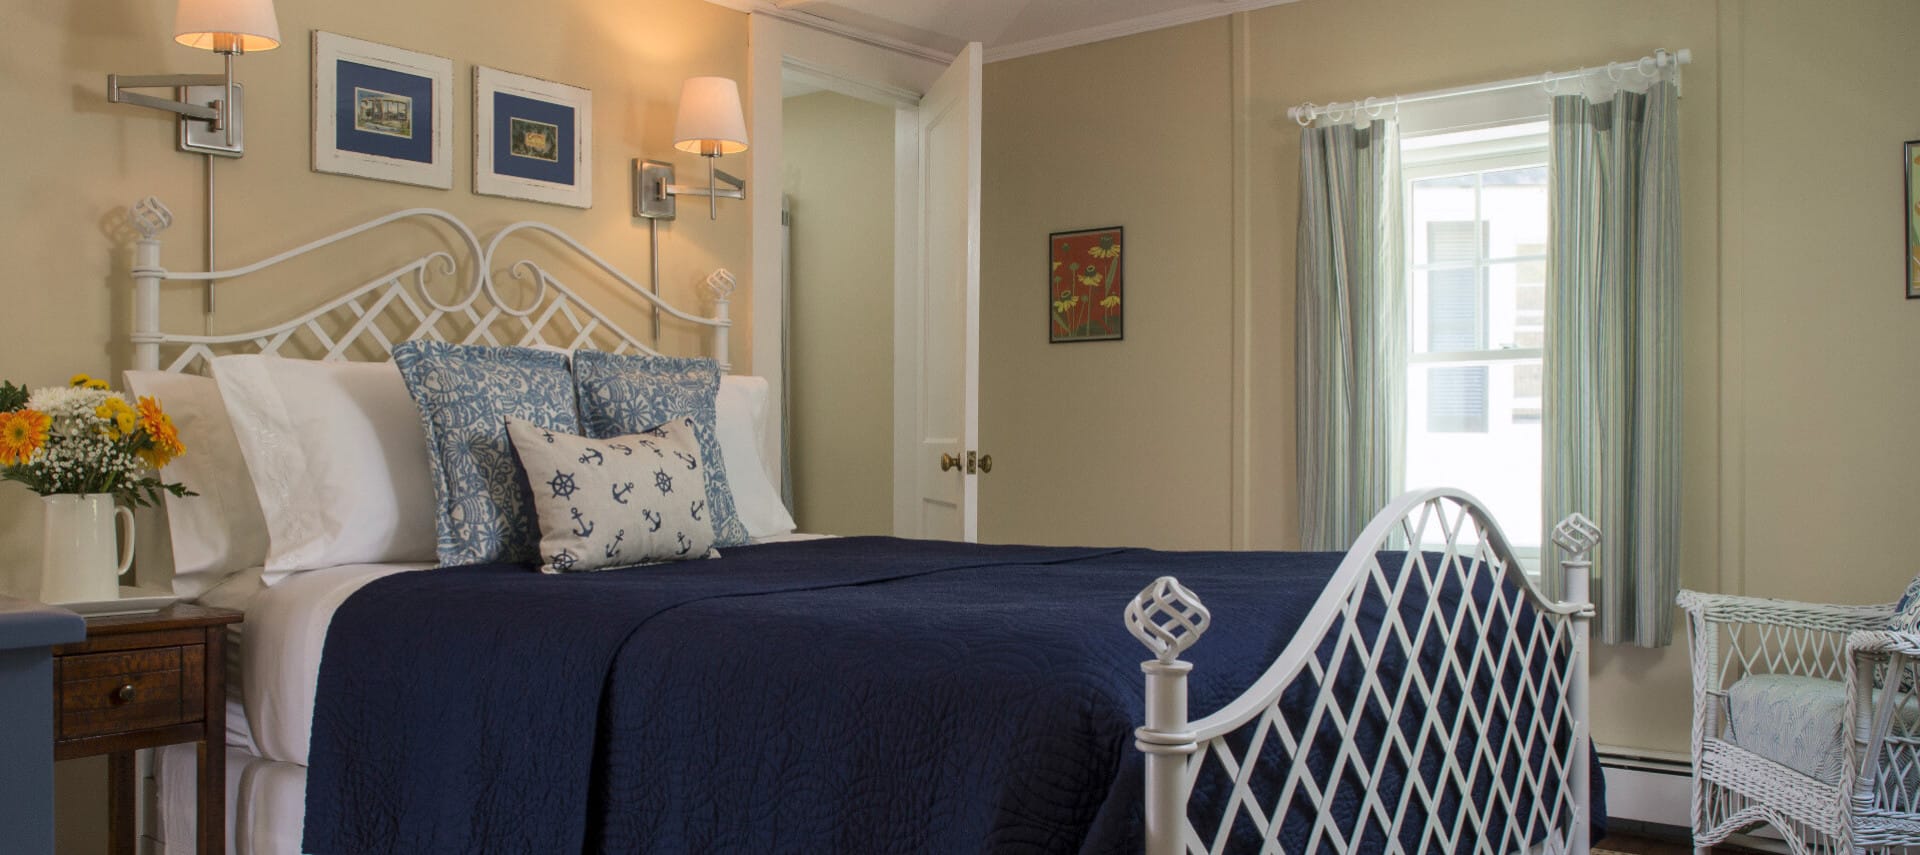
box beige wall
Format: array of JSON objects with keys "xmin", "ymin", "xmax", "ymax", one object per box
[
  {"xmin": 0, "ymin": 0, "xmax": 751, "ymax": 848},
  {"xmin": 783, "ymin": 90, "xmax": 894, "ymax": 535},
  {"xmin": 981, "ymin": 0, "xmax": 1920, "ymax": 758}
]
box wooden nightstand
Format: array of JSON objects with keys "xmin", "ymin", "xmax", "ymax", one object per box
[{"xmin": 52, "ymin": 604, "xmax": 242, "ymax": 855}]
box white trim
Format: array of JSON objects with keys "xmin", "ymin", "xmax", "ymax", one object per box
[
  {"xmin": 984, "ymin": 0, "xmax": 1305, "ymax": 62},
  {"xmin": 472, "ymin": 66, "xmax": 593, "ymax": 209},
  {"xmin": 311, "ymin": 32, "xmax": 454, "ymax": 190},
  {"xmin": 781, "ymin": 57, "xmax": 921, "ymax": 109}
]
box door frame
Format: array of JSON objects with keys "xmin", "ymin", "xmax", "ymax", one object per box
[{"xmin": 746, "ymin": 14, "xmax": 949, "ymax": 532}]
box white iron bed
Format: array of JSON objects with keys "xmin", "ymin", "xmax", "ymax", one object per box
[{"xmin": 120, "ymin": 198, "xmax": 1597, "ymax": 855}]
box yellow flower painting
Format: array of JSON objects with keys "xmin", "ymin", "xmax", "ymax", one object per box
[
  {"xmin": 1907, "ymin": 140, "xmax": 1919, "ymax": 297},
  {"xmin": 1048, "ymin": 226, "xmax": 1124, "ymax": 342}
]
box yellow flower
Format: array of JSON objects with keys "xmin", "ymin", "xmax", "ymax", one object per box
[
  {"xmin": 136, "ymin": 395, "xmax": 184, "ymax": 468},
  {"xmin": 0, "ymin": 409, "xmax": 51, "ymax": 466},
  {"xmin": 1078, "ymin": 272, "xmax": 1104, "ymax": 287},
  {"xmin": 1052, "ymin": 294, "xmax": 1080, "ymax": 314},
  {"xmin": 97, "ymin": 398, "xmax": 138, "ymax": 437},
  {"xmin": 69, "ymin": 373, "xmax": 108, "ymax": 390},
  {"xmin": 1101, "ymin": 295, "xmax": 1121, "ymax": 309},
  {"xmin": 1088, "ymin": 244, "xmax": 1121, "ymax": 259},
  {"xmin": 1051, "ymin": 260, "xmax": 1061, "ymax": 271}
]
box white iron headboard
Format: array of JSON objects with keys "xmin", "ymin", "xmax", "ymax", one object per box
[{"xmin": 125, "ymin": 197, "xmax": 734, "ymax": 375}]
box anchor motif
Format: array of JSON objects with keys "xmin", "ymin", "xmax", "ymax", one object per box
[
  {"xmin": 676, "ymin": 531, "xmax": 693, "ymax": 555},
  {"xmin": 609, "ymin": 442, "xmax": 635, "ymax": 456},
  {"xmin": 642, "ymin": 426, "xmax": 669, "ymax": 439},
  {"xmin": 653, "ymin": 468, "xmax": 674, "ymax": 496},
  {"xmin": 569, "ymin": 507, "xmax": 594, "ymax": 538},
  {"xmin": 673, "ymin": 451, "xmax": 699, "ymax": 471},
  {"xmin": 612, "ymin": 482, "xmax": 635, "ymax": 504},
  {"xmin": 638, "ymin": 439, "xmax": 664, "ymax": 457},
  {"xmin": 578, "ymin": 448, "xmax": 605, "ymax": 467},
  {"xmin": 689, "ymin": 500, "xmax": 705, "ymax": 521},
  {"xmin": 642, "ymin": 509, "xmax": 663, "ymax": 532},
  {"xmin": 541, "ymin": 429, "xmax": 556, "ymax": 444},
  {"xmin": 605, "ymin": 529, "xmax": 626, "ymax": 558}
]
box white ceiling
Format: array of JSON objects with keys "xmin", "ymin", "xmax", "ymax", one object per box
[{"xmin": 706, "ymin": 0, "xmax": 1307, "ymax": 63}]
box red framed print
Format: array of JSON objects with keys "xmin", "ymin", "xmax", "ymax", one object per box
[{"xmin": 1049, "ymin": 226, "xmax": 1124, "ymax": 343}]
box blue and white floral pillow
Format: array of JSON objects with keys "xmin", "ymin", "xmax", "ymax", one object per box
[
  {"xmin": 506, "ymin": 417, "xmax": 718, "ymax": 572},
  {"xmin": 571, "ymin": 351, "xmax": 749, "ymax": 547},
  {"xmin": 392, "ymin": 342, "xmax": 579, "ymax": 567},
  {"xmin": 1892, "ymin": 576, "xmax": 1920, "ymax": 632}
]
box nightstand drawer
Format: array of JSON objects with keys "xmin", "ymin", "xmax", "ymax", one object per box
[{"xmin": 57, "ymin": 645, "xmax": 205, "ymax": 739}]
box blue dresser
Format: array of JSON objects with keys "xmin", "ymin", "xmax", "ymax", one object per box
[{"xmin": 0, "ymin": 597, "xmax": 85, "ymax": 854}]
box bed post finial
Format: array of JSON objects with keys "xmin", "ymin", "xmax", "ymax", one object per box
[
  {"xmin": 129, "ymin": 197, "xmax": 174, "ymax": 372},
  {"xmin": 1128, "ymin": 576, "xmax": 1208, "ymax": 855},
  {"xmin": 1552, "ymin": 513, "xmax": 1599, "ymax": 855},
  {"xmin": 704, "ymin": 268, "xmax": 736, "ymax": 373}
]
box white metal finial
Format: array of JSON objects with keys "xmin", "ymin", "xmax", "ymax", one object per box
[
  {"xmin": 1126, "ymin": 576, "xmax": 1210, "ymax": 664},
  {"xmin": 130, "ymin": 197, "xmax": 174, "ymax": 239},
  {"xmin": 703, "ymin": 267, "xmax": 737, "ymax": 299},
  {"xmin": 1551, "ymin": 513, "xmax": 1601, "ymax": 558}
]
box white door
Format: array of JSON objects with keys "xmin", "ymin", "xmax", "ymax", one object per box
[{"xmin": 893, "ymin": 43, "xmax": 982, "ymax": 541}]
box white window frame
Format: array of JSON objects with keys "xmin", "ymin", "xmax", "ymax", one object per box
[{"xmin": 1400, "ymin": 123, "xmax": 1550, "ymax": 569}]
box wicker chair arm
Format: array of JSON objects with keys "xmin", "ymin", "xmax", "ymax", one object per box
[
  {"xmin": 1678, "ymin": 590, "xmax": 1894, "ymax": 633},
  {"xmin": 1848, "ymin": 630, "xmax": 1920, "ymax": 658}
]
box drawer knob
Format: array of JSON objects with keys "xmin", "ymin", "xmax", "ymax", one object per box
[{"xmin": 115, "ymin": 684, "xmax": 136, "ymax": 703}]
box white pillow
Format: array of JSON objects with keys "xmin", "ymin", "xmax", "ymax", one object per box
[
  {"xmin": 717, "ymin": 376, "xmax": 795, "ymax": 538},
  {"xmin": 211, "ymin": 356, "xmax": 438, "ymax": 581},
  {"xmin": 122, "ymin": 371, "xmax": 271, "ymax": 599}
]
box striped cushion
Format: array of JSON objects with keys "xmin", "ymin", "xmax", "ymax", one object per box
[{"xmin": 1727, "ymin": 674, "xmax": 1920, "ymax": 784}]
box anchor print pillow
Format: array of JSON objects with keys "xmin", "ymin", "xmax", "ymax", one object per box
[{"xmin": 506, "ymin": 416, "xmax": 719, "ymax": 573}]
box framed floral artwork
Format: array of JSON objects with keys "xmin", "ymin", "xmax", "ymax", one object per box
[
  {"xmin": 1907, "ymin": 140, "xmax": 1918, "ymax": 298},
  {"xmin": 311, "ymin": 32, "xmax": 454, "ymax": 189},
  {"xmin": 1049, "ymin": 226, "xmax": 1123, "ymax": 342},
  {"xmin": 474, "ymin": 66, "xmax": 593, "ymax": 209}
]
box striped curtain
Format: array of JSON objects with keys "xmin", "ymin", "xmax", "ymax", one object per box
[
  {"xmin": 1542, "ymin": 81, "xmax": 1681, "ymax": 647},
  {"xmin": 1297, "ymin": 120, "xmax": 1404, "ymax": 551}
]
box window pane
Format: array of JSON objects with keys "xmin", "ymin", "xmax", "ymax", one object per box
[
  {"xmin": 1483, "ymin": 167, "xmax": 1548, "ymax": 259},
  {"xmin": 1426, "ymin": 365, "xmax": 1488, "ymax": 432},
  {"xmin": 1405, "ymin": 358, "xmax": 1543, "ymax": 546}
]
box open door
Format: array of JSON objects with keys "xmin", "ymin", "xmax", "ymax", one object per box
[{"xmin": 894, "ymin": 43, "xmax": 982, "ymax": 542}]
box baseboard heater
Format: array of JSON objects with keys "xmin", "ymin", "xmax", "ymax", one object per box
[{"xmin": 1597, "ymin": 745, "xmax": 1789, "ymax": 853}]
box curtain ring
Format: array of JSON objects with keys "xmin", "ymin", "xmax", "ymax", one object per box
[
  {"xmin": 1293, "ymin": 103, "xmax": 1316, "ymax": 127},
  {"xmin": 1542, "ymin": 72, "xmax": 1560, "ymax": 95},
  {"xmin": 1638, "ymin": 55, "xmax": 1658, "ymax": 78},
  {"xmin": 1605, "ymin": 61, "xmax": 1624, "ymax": 84}
]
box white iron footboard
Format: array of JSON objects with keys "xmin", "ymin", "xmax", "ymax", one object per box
[{"xmin": 1126, "ymin": 488, "xmax": 1598, "ymax": 855}]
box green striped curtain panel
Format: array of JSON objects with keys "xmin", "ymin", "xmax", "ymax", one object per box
[
  {"xmin": 1542, "ymin": 81, "xmax": 1681, "ymax": 647},
  {"xmin": 1297, "ymin": 120, "xmax": 1404, "ymax": 551}
]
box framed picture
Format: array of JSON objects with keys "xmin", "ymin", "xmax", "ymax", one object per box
[
  {"xmin": 311, "ymin": 32, "xmax": 453, "ymax": 189},
  {"xmin": 474, "ymin": 66, "xmax": 592, "ymax": 209},
  {"xmin": 1907, "ymin": 140, "xmax": 1918, "ymax": 298},
  {"xmin": 1049, "ymin": 226, "xmax": 1124, "ymax": 342}
]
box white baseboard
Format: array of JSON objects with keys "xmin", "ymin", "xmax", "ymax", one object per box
[{"xmin": 1597, "ymin": 746, "xmax": 1693, "ymax": 828}]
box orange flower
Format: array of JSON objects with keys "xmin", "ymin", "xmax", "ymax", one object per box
[
  {"xmin": 136, "ymin": 395, "xmax": 185, "ymax": 468},
  {"xmin": 0, "ymin": 408, "xmax": 51, "ymax": 466}
]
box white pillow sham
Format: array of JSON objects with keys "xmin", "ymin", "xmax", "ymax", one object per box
[
  {"xmin": 717, "ymin": 376, "xmax": 795, "ymax": 538},
  {"xmin": 211, "ymin": 356, "xmax": 438, "ymax": 582},
  {"xmin": 122, "ymin": 371, "xmax": 271, "ymax": 599}
]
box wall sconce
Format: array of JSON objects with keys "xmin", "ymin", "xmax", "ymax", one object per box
[
  {"xmin": 634, "ymin": 76, "xmax": 750, "ymax": 221},
  {"xmin": 107, "ymin": 0, "xmax": 281, "ymax": 157}
]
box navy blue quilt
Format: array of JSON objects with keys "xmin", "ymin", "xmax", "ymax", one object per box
[{"xmin": 304, "ymin": 537, "xmax": 1601, "ymax": 854}]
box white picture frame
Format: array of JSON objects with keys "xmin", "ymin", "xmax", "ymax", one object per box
[
  {"xmin": 311, "ymin": 32, "xmax": 454, "ymax": 189},
  {"xmin": 473, "ymin": 66, "xmax": 593, "ymax": 209}
]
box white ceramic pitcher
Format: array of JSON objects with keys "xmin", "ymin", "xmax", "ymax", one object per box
[{"xmin": 40, "ymin": 493, "xmax": 133, "ymax": 604}]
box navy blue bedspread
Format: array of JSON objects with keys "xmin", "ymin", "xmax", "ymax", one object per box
[{"xmin": 304, "ymin": 537, "xmax": 1602, "ymax": 854}]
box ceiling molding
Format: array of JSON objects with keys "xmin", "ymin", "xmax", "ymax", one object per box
[
  {"xmin": 704, "ymin": 0, "xmax": 958, "ymax": 65},
  {"xmin": 983, "ymin": 0, "xmax": 1305, "ymax": 63}
]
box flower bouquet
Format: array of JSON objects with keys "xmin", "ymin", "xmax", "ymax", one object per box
[{"xmin": 1, "ymin": 373, "xmax": 192, "ymax": 603}]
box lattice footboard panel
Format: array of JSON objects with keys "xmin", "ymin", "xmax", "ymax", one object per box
[{"xmin": 1130, "ymin": 491, "xmax": 1592, "ymax": 855}]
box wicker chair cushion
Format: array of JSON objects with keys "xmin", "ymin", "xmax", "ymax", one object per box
[
  {"xmin": 1894, "ymin": 576, "xmax": 1920, "ymax": 631},
  {"xmin": 1727, "ymin": 674, "xmax": 1920, "ymax": 783}
]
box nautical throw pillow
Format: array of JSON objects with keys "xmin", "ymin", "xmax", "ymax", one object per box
[
  {"xmin": 570, "ymin": 351, "xmax": 750, "ymax": 547},
  {"xmin": 1892, "ymin": 576, "xmax": 1920, "ymax": 632},
  {"xmin": 392, "ymin": 342, "xmax": 579, "ymax": 567},
  {"xmin": 506, "ymin": 417, "xmax": 718, "ymax": 573}
]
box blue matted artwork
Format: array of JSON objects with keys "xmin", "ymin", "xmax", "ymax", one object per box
[
  {"xmin": 491, "ymin": 92, "xmax": 575, "ymax": 186},
  {"xmin": 334, "ymin": 60, "xmax": 434, "ymax": 164}
]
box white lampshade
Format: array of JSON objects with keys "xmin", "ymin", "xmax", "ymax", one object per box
[
  {"xmin": 174, "ymin": 0, "xmax": 281, "ymax": 52},
  {"xmin": 672, "ymin": 77, "xmax": 748, "ymax": 156}
]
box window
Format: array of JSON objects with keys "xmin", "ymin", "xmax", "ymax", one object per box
[{"xmin": 1403, "ymin": 122, "xmax": 1549, "ymax": 554}]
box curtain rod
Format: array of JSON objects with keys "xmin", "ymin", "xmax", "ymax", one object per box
[{"xmin": 1287, "ymin": 48, "xmax": 1691, "ymax": 126}]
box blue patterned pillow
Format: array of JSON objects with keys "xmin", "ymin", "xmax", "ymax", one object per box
[
  {"xmin": 571, "ymin": 351, "xmax": 748, "ymax": 547},
  {"xmin": 1892, "ymin": 576, "xmax": 1920, "ymax": 632},
  {"xmin": 392, "ymin": 342, "xmax": 579, "ymax": 566}
]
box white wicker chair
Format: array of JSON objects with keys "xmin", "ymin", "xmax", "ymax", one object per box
[{"xmin": 1680, "ymin": 590, "xmax": 1920, "ymax": 854}]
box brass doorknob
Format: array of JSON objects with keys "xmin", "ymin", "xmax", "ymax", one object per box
[
  {"xmin": 977, "ymin": 453, "xmax": 992, "ymax": 474},
  {"xmin": 940, "ymin": 452, "xmax": 962, "ymax": 472}
]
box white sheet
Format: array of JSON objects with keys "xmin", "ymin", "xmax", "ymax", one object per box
[
  {"xmin": 198, "ymin": 561, "xmax": 430, "ymax": 766},
  {"xmin": 157, "ymin": 743, "xmax": 306, "ymax": 855}
]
